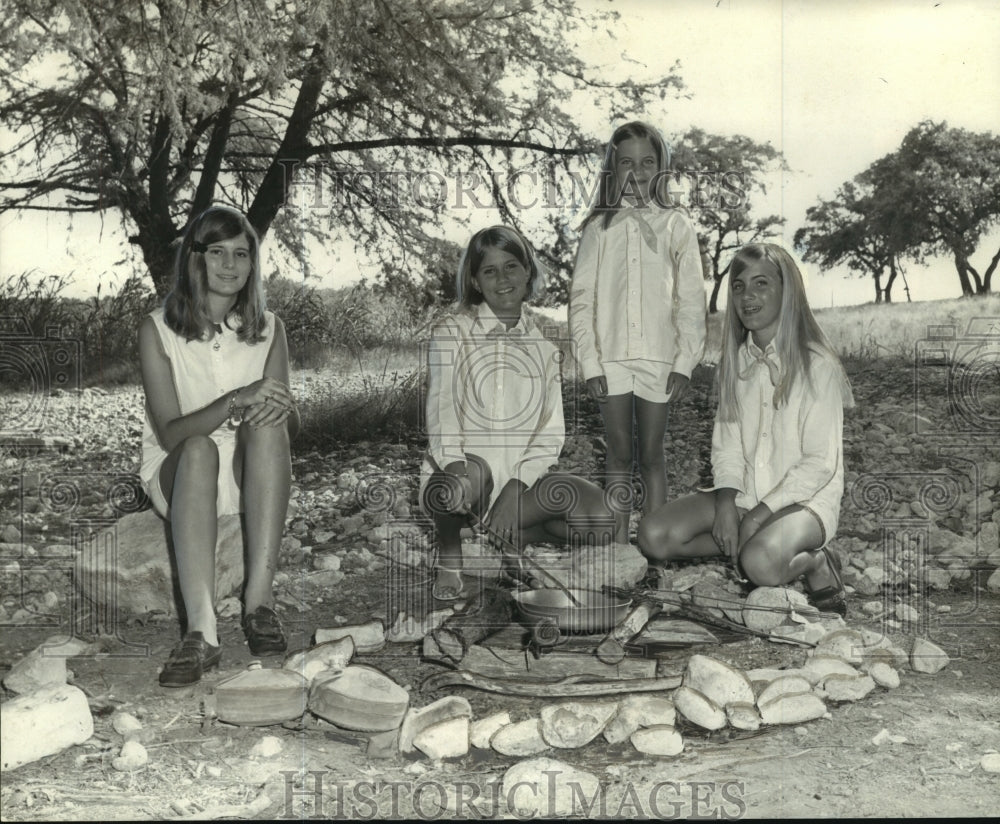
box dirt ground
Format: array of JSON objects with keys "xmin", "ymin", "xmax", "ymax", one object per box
[
  {"xmin": 2, "ymin": 359, "xmax": 999, "ymax": 820},
  {"xmin": 1, "ymin": 571, "xmax": 997, "ymax": 820}
]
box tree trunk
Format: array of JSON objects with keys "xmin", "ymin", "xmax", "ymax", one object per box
[
  {"xmin": 708, "ymin": 275, "xmax": 723, "ymax": 314},
  {"xmin": 873, "ymin": 268, "xmax": 883, "ymax": 303},
  {"xmin": 980, "ymin": 246, "xmax": 999, "ymax": 294},
  {"xmin": 954, "ymin": 252, "xmax": 976, "ymax": 296},
  {"xmin": 884, "ymin": 260, "xmax": 897, "ymax": 303}
]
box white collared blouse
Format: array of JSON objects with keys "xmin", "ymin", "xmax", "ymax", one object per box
[
  {"xmin": 424, "ymin": 302, "xmax": 564, "ymax": 493},
  {"xmin": 568, "ymin": 205, "xmax": 707, "ymax": 382},
  {"xmin": 710, "ymin": 339, "xmax": 846, "ymax": 543}
]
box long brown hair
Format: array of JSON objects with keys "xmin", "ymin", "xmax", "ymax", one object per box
[
  {"xmin": 454, "ymin": 225, "xmax": 545, "ymax": 310},
  {"xmin": 163, "ymin": 206, "xmax": 267, "ymax": 343}
]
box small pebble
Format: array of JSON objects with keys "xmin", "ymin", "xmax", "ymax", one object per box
[
  {"xmin": 206, "ymin": 765, "xmax": 222, "ymax": 778},
  {"xmin": 111, "ymin": 740, "xmax": 148, "ymax": 771},
  {"xmin": 111, "ymin": 711, "xmax": 143, "ymax": 737},
  {"xmin": 981, "ymin": 753, "xmax": 1000, "ymax": 774},
  {"xmin": 249, "ymin": 736, "xmax": 283, "ymax": 758},
  {"xmin": 794, "ymin": 726, "xmax": 809, "ymax": 737},
  {"xmin": 936, "ymin": 605, "xmax": 952, "ymax": 614},
  {"xmin": 945, "ymin": 743, "xmax": 963, "ymax": 753}
]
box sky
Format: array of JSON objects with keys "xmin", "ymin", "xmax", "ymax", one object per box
[{"xmin": 2, "ymin": 0, "xmax": 999, "ymax": 307}]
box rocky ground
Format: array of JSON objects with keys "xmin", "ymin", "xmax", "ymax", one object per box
[{"xmin": 1, "ymin": 356, "xmax": 998, "ymax": 820}]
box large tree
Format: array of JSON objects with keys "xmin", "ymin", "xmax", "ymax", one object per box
[
  {"xmin": 0, "ymin": 0, "xmax": 684, "ymax": 297},
  {"xmin": 862, "ymin": 121, "xmax": 1000, "ymax": 296},
  {"xmin": 671, "ymin": 128, "xmax": 786, "ymax": 313},
  {"xmin": 795, "ymin": 180, "xmax": 910, "ymax": 304}
]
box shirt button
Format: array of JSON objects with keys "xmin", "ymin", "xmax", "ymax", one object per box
[
  {"xmin": 631, "ymin": 322, "xmax": 637, "ymax": 327},
  {"xmin": 762, "ymin": 432, "xmax": 768, "ymax": 438},
  {"xmin": 763, "ymin": 402, "xmax": 768, "ymax": 408}
]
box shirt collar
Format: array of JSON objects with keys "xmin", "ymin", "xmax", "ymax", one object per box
[{"xmin": 473, "ymin": 301, "xmax": 531, "ymax": 336}]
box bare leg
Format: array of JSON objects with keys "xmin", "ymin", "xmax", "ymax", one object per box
[
  {"xmin": 518, "ymin": 473, "xmax": 616, "ymax": 546},
  {"xmin": 235, "ymin": 422, "xmax": 291, "ymax": 614},
  {"xmin": 422, "ymin": 454, "xmax": 492, "ymax": 595},
  {"xmin": 637, "ymin": 491, "xmax": 720, "ymax": 564},
  {"xmin": 600, "ymin": 393, "xmax": 635, "ymax": 542},
  {"xmin": 738, "ymin": 506, "xmax": 824, "ymax": 587},
  {"xmin": 634, "ymin": 397, "xmax": 669, "ymax": 516},
  {"xmin": 158, "ymin": 435, "xmax": 220, "ymax": 646}
]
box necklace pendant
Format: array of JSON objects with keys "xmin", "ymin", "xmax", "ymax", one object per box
[{"xmin": 213, "ymin": 340, "xmax": 221, "ymax": 351}]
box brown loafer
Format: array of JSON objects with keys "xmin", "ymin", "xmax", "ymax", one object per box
[
  {"xmin": 242, "ymin": 605, "xmax": 287, "ymax": 656},
  {"xmin": 159, "ymin": 631, "xmax": 222, "ymax": 688}
]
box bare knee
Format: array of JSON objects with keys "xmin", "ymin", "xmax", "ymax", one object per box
[
  {"xmin": 638, "ymin": 515, "xmax": 677, "ymax": 562},
  {"xmin": 739, "ymin": 539, "xmax": 787, "ymax": 587},
  {"xmin": 177, "ymin": 435, "xmax": 219, "ymax": 474},
  {"xmin": 241, "ymin": 422, "xmax": 290, "ymax": 450},
  {"xmin": 463, "ymin": 453, "xmax": 494, "ymax": 511}
]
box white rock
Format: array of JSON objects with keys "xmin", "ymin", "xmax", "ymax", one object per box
[
  {"xmin": 725, "ymin": 702, "xmax": 761, "ymax": 731},
  {"xmin": 683, "ymin": 654, "xmax": 754, "ymax": 708},
  {"xmin": 2, "ymin": 645, "xmax": 68, "ymax": 694},
  {"xmin": 910, "ymin": 637, "xmax": 949, "ymax": 674},
  {"xmin": 540, "ymin": 701, "xmax": 617, "ymax": 748},
  {"xmin": 111, "ymin": 711, "xmax": 143, "ymax": 737},
  {"xmin": 630, "ymin": 725, "xmax": 684, "ymax": 756},
  {"xmin": 250, "ymin": 736, "xmax": 283, "ymax": 758},
  {"xmin": 672, "ymin": 686, "xmax": 726, "ymax": 731},
  {"xmin": 770, "ymin": 622, "xmax": 829, "ymax": 646},
  {"xmin": 742, "ymin": 587, "xmax": 811, "ymax": 632},
  {"xmin": 821, "ymin": 673, "xmax": 876, "ymax": 702},
  {"xmin": 871, "ymin": 728, "xmax": 906, "ymax": 746},
  {"xmin": 399, "ymin": 696, "xmax": 472, "ymax": 754},
  {"xmin": 386, "ymin": 608, "xmax": 453, "ymax": 643},
  {"xmin": 413, "ymin": 716, "xmax": 469, "ymax": 760},
  {"xmin": 502, "ymin": 757, "xmax": 601, "ymax": 818},
  {"xmin": 470, "ymin": 711, "xmax": 512, "ymax": 749},
  {"xmin": 801, "ymin": 655, "xmax": 859, "ymax": 685},
  {"xmin": 746, "ymin": 667, "xmax": 806, "ymax": 684},
  {"xmin": 603, "ymin": 696, "xmax": 675, "ymax": 744},
  {"xmin": 315, "ymin": 620, "xmax": 385, "ymax": 653},
  {"xmin": 490, "ymin": 719, "xmax": 548, "ymax": 757},
  {"xmin": 111, "ymin": 740, "xmax": 148, "ymax": 771},
  {"xmin": 986, "ymin": 568, "xmax": 1000, "ymax": 594},
  {"xmin": 868, "ymin": 662, "xmax": 900, "ymax": 689},
  {"xmin": 759, "ymin": 692, "xmax": 827, "ymax": 725},
  {"xmin": 1, "ymin": 684, "xmax": 94, "ymax": 772},
  {"xmin": 283, "ymin": 637, "xmax": 355, "ymax": 685},
  {"xmin": 813, "ymin": 629, "xmax": 866, "ymax": 665},
  {"xmin": 757, "ymin": 675, "xmax": 814, "ymax": 708},
  {"xmin": 895, "ymin": 603, "xmax": 921, "ymax": 624},
  {"xmin": 981, "ymin": 753, "xmax": 1000, "ymax": 774}
]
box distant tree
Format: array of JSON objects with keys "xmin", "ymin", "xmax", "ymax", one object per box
[
  {"xmin": 863, "ymin": 121, "xmax": 1000, "ymax": 296},
  {"xmin": 0, "ymin": 0, "xmax": 684, "ymax": 297},
  {"xmin": 671, "ymin": 129, "xmax": 786, "ymax": 313},
  {"xmin": 795, "ymin": 180, "xmax": 911, "ymax": 304}
]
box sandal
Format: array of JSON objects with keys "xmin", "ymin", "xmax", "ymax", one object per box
[
  {"xmin": 242, "ymin": 605, "xmax": 288, "ymax": 656},
  {"xmin": 159, "ymin": 631, "xmax": 222, "ymax": 688},
  {"xmin": 433, "ymin": 566, "xmax": 465, "ymax": 601},
  {"xmin": 806, "ymin": 546, "xmax": 848, "ymax": 617}
]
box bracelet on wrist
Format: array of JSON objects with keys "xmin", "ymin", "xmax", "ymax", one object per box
[{"xmin": 227, "ymin": 390, "xmax": 243, "ymax": 426}]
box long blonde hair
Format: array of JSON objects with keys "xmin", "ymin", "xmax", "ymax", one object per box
[
  {"xmin": 718, "ymin": 243, "xmax": 853, "ymax": 421},
  {"xmin": 581, "ymin": 121, "xmax": 676, "ymax": 231}
]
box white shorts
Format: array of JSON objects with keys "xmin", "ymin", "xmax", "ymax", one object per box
[
  {"xmin": 603, "ymin": 359, "xmax": 673, "ymax": 403},
  {"xmin": 141, "ymin": 432, "xmax": 243, "ymax": 518}
]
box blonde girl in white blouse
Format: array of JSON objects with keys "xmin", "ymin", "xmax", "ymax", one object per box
[
  {"xmin": 569, "ymin": 121, "xmax": 706, "ymax": 543},
  {"xmin": 422, "ymin": 226, "xmax": 615, "ymax": 600},
  {"xmin": 638, "ymin": 243, "xmax": 854, "ymax": 615},
  {"xmin": 139, "ymin": 206, "xmax": 299, "ymax": 686}
]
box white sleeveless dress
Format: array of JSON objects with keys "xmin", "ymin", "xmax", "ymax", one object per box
[{"xmin": 139, "ymin": 307, "xmax": 275, "ymax": 517}]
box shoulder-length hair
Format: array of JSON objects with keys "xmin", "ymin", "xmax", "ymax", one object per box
[
  {"xmin": 163, "ymin": 205, "xmax": 267, "ymax": 343},
  {"xmin": 454, "ymin": 225, "xmax": 546, "ymax": 310},
  {"xmin": 718, "ymin": 243, "xmax": 854, "ymax": 421},
  {"xmin": 581, "ymin": 121, "xmax": 674, "ymax": 231}
]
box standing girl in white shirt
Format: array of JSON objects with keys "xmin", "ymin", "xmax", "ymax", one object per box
[
  {"xmin": 422, "ymin": 226, "xmax": 616, "ymax": 600},
  {"xmin": 638, "ymin": 243, "xmax": 854, "ymax": 615},
  {"xmin": 569, "ymin": 121, "xmax": 707, "ymax": 543},
  {"xmin": 140, "ymin": 206, "xmax": 299, "ymax": 686}
]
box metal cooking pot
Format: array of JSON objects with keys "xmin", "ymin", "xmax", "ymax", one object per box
[{"xmin": 514, "ymin": 588, "xmax": 632, "ymax": 634}]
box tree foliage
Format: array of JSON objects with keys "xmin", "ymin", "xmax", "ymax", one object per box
[
  {"xmin": 671, "ymin": 128, "xmax": 786, "ymax": 313},
  {"xmin": 796, "ymin": 121, "xmax": 1000, "ymax": 300},
  {"xmin": 795, "ymin": 180, "xmax": 910, "ymax": 303},
  {"xmin": 1, "ymin": 0, "xmax": 685, "ymax": 297}
]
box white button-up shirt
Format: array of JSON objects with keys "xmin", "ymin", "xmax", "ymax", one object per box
[
  {"xmin": 424, "ymin": 303, "xmax": 564, "ymax": 496},
  {"xmin": 568, "ymin": 205, "xmax": 707, "ymax": 382},
  {"xmin": 710, "ymin": 340, "xmax": 846, "ymax": 542}
]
